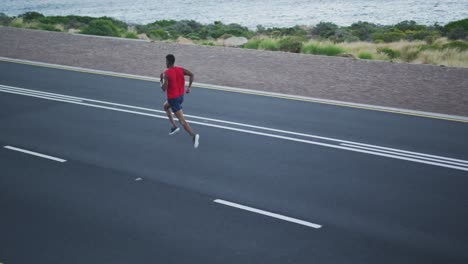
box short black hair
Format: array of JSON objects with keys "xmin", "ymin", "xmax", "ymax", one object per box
[{"xmin": 166, "ymin": 54, "xmax": 175, "ymax": 65}]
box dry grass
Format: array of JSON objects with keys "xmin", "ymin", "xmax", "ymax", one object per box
[
  {"xmin": 55, "ymin": 24, "xmax": 65, "ymax": 31},
  {"xmin": 336, "ymin": 40, "xmax": 427, "ymax": 61},
  {"xmin": 333, "ymin": 38, "xmax": 468, "ymax": 67},
  {"xmin": 10, "ymin": 18, "xmax": 24, "ymax": 27},
  {"xmin": 336, "ymin": 41, "xmax": 388, "ymax": 60},
  {"xmin": 398, "ymin": 46, "xmax": 421, "ymax": 62},
  {"xmin": 432, "ymin": 37, "xmax": 451, "ymax": 46},
  {"xmin": 414, "ymin": 49, "xmax": 468, "ymax": 67}
]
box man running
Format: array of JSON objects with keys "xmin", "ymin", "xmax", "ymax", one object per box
[{"xmin": 160, "ymin": 54, "xmax": 200, "ymax": 149}]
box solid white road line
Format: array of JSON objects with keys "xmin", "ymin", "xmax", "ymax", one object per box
[
  {"xmin": 4, "ymin": 146, "xmax": 66, "ymax": 162},
  {"xmin": 338, "ymin": 145, "xmax": 468, "ymax": 172},
  {"xmin": 341, "ymin": 142, "xmax": 468, "ymax": 165},
  {"xmin": 0, "ymin": 84, "xmax": 82, "ymax": 101},
  {"xmin": 341, "ymin": 143, "xmax": 468, "ymax": 167},
  {"xmin": 2, "ymin": 85, "xmax": 468, "ymax": 171},
  {"xmin": 0, "ymin": 88, "xmax": 82, "ymax": 103},
  {"xmin": 214, "ymin": 199, "xmax": 322, "ymax": 229}
]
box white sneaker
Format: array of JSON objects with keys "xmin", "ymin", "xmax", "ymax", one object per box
[{"xmin": 193, "ymin": 134, "xmax": 200, "ymax": 149}]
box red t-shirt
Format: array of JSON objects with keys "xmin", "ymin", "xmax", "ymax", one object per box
[{"xmin": 164, "ymin": 66, "xmax": 185, "ymax": 99}]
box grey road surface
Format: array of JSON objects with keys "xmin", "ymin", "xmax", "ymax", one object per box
[{"xmin": 1, "ymin": 61, "xmax": 468, "ymax": 264}]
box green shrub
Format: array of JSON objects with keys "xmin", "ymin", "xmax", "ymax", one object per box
[
  {"xmin": 372, "ymin": 30, "xmax": 406, "ymax": 42},
  {"xmin": 441, "ymin": 41, "xmax": 468, "ymax": 51},
  {"xmin": 98, "ymin": 16, "xmax": 127, "ymax": 30},
  {"xmin": 243, "ymin": 38, "xmax": 262, "ymax": 49},
  {"xmin": 149, "ymin": 29, "xmax": 169, "ymax": 40},
  {"xmin": 167, "ymin": 30, "xmax": 180, "ymax": 40},
  {"xmin": 10, "ymin": 19, "xmax": 23, "ymax": 28},
  {"xmin": 348, "ymin": 21, "xmax": 381, "ymax": 41},
  {"xmin": 19, "ymin": 12, "xmax": 44, "ymax": 22},
  {"xmin": 259, "ymin": 38, "xmax": 279, "ymax": 51},
  {"xmin": 376, "ymin": 47, "xmax": 401, "ymax": 59},
  {"xmin": 153, "ymin": 20, "xmax": 177, "ymax": 28},
  {"xmin": 211, "ymin": 21, "xmax": 255, "ymax": 38},
  {"xmin": 444, "ymin": 18, "xmax": 468, "ymax": 40},
  {"xmin": 278, "ymin": 37, "xmax": 303, "ymax": 53},
  {"xmin": 444, "ymin": 18, "xmax": 468, "ymax": 33},
  {"xmin": 38, "ymin": 23, "xmax": 61, "ymax": 32},
  {"xmin": 301, "ymin": 43, "xmax": 318, "ymax": 54},
  {"xmin": 124, "ymin": 32, "xmax": 138, "ymax": 39},
  {"xmin": 203, "ymin": 24, "xmax": 222, "ymax": 39},
  {"xmin": 171, "ymin": 20, "xmax": 197, "ymax": 35},
  {"xmin": 38, "ymin": 16, "xmax": 70, "ymax": 25},
  {"xmin": 419, "ymin": 44, "xmax": 440, "ymax": 51},
  {"xmin": 81, "ymin": 19, "xmax": 120, "ymax": 37},
  {"xmin": 257, "ymin": 25, "xmax": 307, "ymax": 38},
  {"xmin": 0, "ymin": 13, "xmax": 13, "ymax": 26},
  {"xmin": 394, "ymin": 20, "xmax": 426, "ymax": 32},
  {"xmin": 447, "ymin": 27, "xmax": 467, "ymax": 40},
  {"xmin": 136, "ymin": 19, "xmax": 173, "ymax": 34},
  {"xmin": 68, "ymin": 16, "xmax": 95, "ymax": 25},
  {"xmin": 18, "ymin": 14, "xmax": 126, "ymax": 32},
  {"xmin": 405, "ymin": 30, "xmax": 439, "ymax": 41},
  {"xmin": 312, "ymin": 22, "xmax": 338, "ymax": 38},
  {"xmin": 319, "ymin": 45, "xmax": 344, "ymax": 56},
  {"xmin": 60, "ymin": 16, "xmax": 94, "ymax": 29},
  {"xmin": 358, "ymin": 52, "xmax": 373, "ymax": 60},
  {"xmin": 302, "ymin": 43, "xmax": 344, "ymax": 56},
  {"xmin": 224, "ymin": 23, "xmax": 253, "ymax": 38},
  {"xmin": 202, "ymin": 21, "xmax": 253, "ymax": 39},
  {"xmin": 201, "ymin": 41, "xmax": 215, "ymax": 46},
  {"xmin": 186, "ymin": 33, "xmax": 201, "ymax": 40},
  {"xmin": 330, "ymin": 28, "xmax": 359, "ymax": 43}
]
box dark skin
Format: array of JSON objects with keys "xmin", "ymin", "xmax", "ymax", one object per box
[{"xmin": 160, "ymin": 60, "xmax": 195, "ymax": 136}]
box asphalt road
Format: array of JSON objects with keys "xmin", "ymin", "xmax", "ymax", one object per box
[{"xmin": 1, "ymin": 60, "xmax": 467, "ymax": 264}]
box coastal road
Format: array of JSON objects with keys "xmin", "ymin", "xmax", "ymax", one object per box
[{"xmin": 1, "ymin": 60, "xmax": 468, "ymax": 264}]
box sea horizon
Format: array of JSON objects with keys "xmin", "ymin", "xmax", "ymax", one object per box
[{"xmin": 1, "ymin": 0, "xmax": 467, "ymax": 29}]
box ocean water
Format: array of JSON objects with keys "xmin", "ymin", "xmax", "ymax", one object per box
[{"xmin": 1, "ymin": 0, "xmax": 467, "ymax": 28}]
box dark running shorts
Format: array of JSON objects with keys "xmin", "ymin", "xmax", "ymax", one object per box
[{"xmin": 168, "ymin": 95, "xmax": 184, "ymax": 113}]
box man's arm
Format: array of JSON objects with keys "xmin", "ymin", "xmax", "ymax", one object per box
[
  {"xmin": 160, "ymin": 73, "xmax": 168, "ymax": 92},
  {"xmin": 162, "ymin": 74, "xmax": 169, "ymax": 92},
  {"xmin": 183, "ymin": 68, "xmax": 194, "ymax": 93}
]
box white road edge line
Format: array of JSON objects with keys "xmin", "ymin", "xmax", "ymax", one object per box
[
  {"xmin": 0, "ymin": 89, "xmax": 82, "ymax": 102},
  {"xmin": 340, "ymin": 143, "xmax": 468, "ymax": 167},
  {"xmin": 4, "ymin": 146, "xmax": 67, "ymax": 162},
  {"xmin": 342, "ymin": 142, "xmax": 468, "ymax": 165},
  {"xmin": 214, "ymin": 199, "xmax": 322, "ymax": 229},
  {"xmin": 2, "ymin": 86, "xmax": 468, "ymax": 171},
  {"xmin": 0, "ymin": 84, "xmax": 82, "ymax": 100},
  {"xmin": 0, "ymin": 88, "xmax": 82, "ymax": 103}
]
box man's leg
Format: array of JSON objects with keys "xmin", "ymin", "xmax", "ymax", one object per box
[
  {"xmin": 175, "ymin": 109, "xmax": 199, "ymax": 148},
  {"xmin": 164, "ymin": 101, "xmax": 177, "ymax": 128},
  {"xmin": 174, "ymin": 109, "xmax": 194, "ymax": 136}
]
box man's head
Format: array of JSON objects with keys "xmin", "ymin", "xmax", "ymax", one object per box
[{"xmin": 166, "ymin": 54, "xmax": 175, "ymax": 68}]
